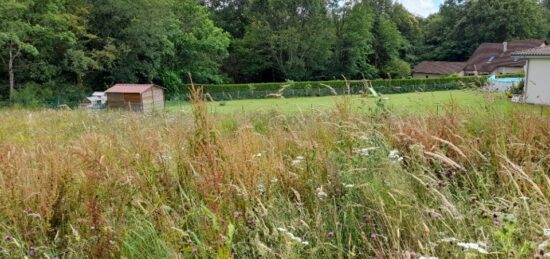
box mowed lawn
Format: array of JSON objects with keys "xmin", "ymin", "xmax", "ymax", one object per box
[{"xmin": 167, "ymin": 89, "xmax": 550, "ymax": 115}]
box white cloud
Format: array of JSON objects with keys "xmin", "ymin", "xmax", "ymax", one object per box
[{"xmin": 396, "ymin": 0, "xmax": 440, "ymax": 17}]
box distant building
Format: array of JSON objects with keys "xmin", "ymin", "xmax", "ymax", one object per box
[
  {"xmin": 412, "ymin": 61, "xmax": 466, "ymax": 78},
  {"xmin": 105, "ymin": 84, "xmax": 165, "ymax": 112},
  {"xmin": 512, "ymin": 46, "xmax": 550, "ymax": 105},
  {"xmin": 463, "ymin": 40, "xmax": 546, "ymax": 76},
  {"xmin": 80, "ymin": 92, "xmax": 107, "ymax": 109}
]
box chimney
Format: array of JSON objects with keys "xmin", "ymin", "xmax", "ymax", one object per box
[{"xmin": 503, "ymin": 42, "xmax": 508, "ymax": 53}]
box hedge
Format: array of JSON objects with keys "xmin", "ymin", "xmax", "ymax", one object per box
[
  {"xmin": 177, "ymin": 76, "xmax": 487, "ymax": 101},
  {"xmin": 187, "ymin": 76, "xmax": 486, "ymax": 94}
]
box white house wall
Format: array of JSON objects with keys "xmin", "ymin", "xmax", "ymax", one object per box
[{"xmin": 525, "ymin": 58, "xmax": 550, "ymax": 105}]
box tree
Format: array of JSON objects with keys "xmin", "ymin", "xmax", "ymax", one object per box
[
  {"xmin": 0, "ymin": 0, "xmax": 39, "ymax": 100},
  {"xmin": 166, "ymin": 0, "xmax": 230, "ymax": 85},
  {"xmin": 422, "ymin": 0, "xmax": 549, "ymax": 61},
  {"xmin": 234, "ymin": 0, "xmax": 334, "ymax": 82},
  {"xmin": 330, "ymin": 1, "xmax": 377, "ymax": 79}
]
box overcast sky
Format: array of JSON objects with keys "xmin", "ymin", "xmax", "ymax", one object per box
[{"xmin": 396, "ymin": 0, "xmax": 443, "ymax": 17}]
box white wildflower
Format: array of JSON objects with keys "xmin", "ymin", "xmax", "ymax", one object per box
[
  {"xmin": 544, "ymin": 228, "xmax": 550, "ymax": 236},
  {"xmin": 316, "ymin": 188, "xmax": 328, "ymax": 199},
  {"xmin": 257, "ymin": 184, "xmax": 265, "ymax": 194},
  {"xmin": 388, "ymin": 150, "xmax": 402, "ymax": 160},
  {"xmin": 353, "ymin": 147, "xmax": 377, "ymax": 157},
  {"xmin": 277, "ymin": 227, "xmax": 288, "ymax": 233},
  {"xmin": 271, "ymin": 177, "xmax": 278, "ymax": 183},
  {"xmin": 343, "ymin": 184, "xmax": 355, "ymax": 188},
  {"xmin": 161, "ymin": 154, "xmax": 172, "ymax": 161},
  {"xmin": 457, "ymin": 242, "xmax": 488, "ymax": 254},
  {"xmin": 277, "ymin": 229, "xmax": 308, "ymax": 245},
  {"xmin": 252, "ymin": 153, "xmax": 262, "ymax": 159},
  {"xmin": 539, "ymin": 240, "xmax": 549, "ymax": 250},
  {"xmin": 291, "ymin": 160, "xmax": 302, "ymax": 166},
  {"xmin": 291, "ymin": 156, "xmax": 305, "ymax": 166}
]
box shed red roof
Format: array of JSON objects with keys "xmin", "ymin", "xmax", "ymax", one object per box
[{"xmin": 105, "ymin": 84, "xmax": 156, "ymax": 94}]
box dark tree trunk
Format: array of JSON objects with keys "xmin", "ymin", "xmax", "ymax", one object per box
[{"xmin": 8, "ymin": 48, "xmax": 15, "ymax": 101}]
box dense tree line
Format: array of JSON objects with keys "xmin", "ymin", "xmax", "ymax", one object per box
[{"xmin": 0, "ymin": 0, "xmax": 549, "ymax": 101}]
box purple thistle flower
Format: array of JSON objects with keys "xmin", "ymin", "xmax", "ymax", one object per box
[
  {"xmin": 191, "ymin": 247, "xmax": 199, "ymax": 254},
  {"xmin": 3, "ymin": 235, "xmax": 12, "ymax": 241}
]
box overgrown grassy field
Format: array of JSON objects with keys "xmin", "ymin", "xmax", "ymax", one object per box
[
  {"xmin": 0, "ymin": 90, "xmax": 549, "ymax": 258},
  {"xmin": 167, "ymin": 90, "xmax": 550, "ymax": 115}
]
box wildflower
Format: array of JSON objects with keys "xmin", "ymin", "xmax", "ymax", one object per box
[
  {"xmin": 257, "ymin": 184, "xmax": 265, "ymax": 194},
  {"xmin": 327, "ymin": 232, "xmax": 335, "ymax": 238},
  {"xmin": 233, "ymin": 211, "xmax": 243, "ymax": 218},
  {"xmin": 28, "ymin": 247, "xmax": 37, "ymax": 257},
  {"xmin": 370, "ymin": 233, "xmax": 378, "ymax": 239},
  {"xmin": 191, "ymin": 248, "xmax": 199, "ymax": 254},
  {"xmin": 301, "ymin": 241, "xmax": 309, "ymax": 245},
  {"xmin": 388, "ymin": 150, "xmax": 404, "ymax": 162},
  {"xmin": 353, "ymin": 147, "xmax": 377, "ymax": 157},
  {"xmin": 3, "ymin": 235, "xmax": 11, "ymax": 241},
  {"xmin": 247, "ymin": 220, "xmax": 256, "ymax": 227},
  {"xmin": 429, "ymin": 212, "xmax": 442, "ymax": 220},
  {"xmin": 161, "ymin": 154, "xmax": 172, "ymax": 161},
  {"xmin": 493, "ymin": 220, "xmax": 501, "ymax": 226},
  {"xmin": 277, "ymin": 227, "xmax": 288, "ymax": 233},
  {"xmin": 291, "ymin": 156, "xmax": 305, "ymax": 165},
  {"xmin": 544, "ymin": 228, "xmax": 550, "ymax": 236},
  {"xmin": 316, "ymin": 188, "xmax": 328, "ymax": 199},
  {"xmin": 359, "ymin": 135, "xmax": 369, "ymax": 141},
  {"xmin": 457, "ymin": 242, "xmax": 488, "ymax": 254},
  {"xmin": 343, "ymin": 184, "xmax": 355, "ymax": 188},
  {"xmin": 270, "ymin": 177, "xmax": 278, "ymax": 183},
  {"xmin": 252, "ymin": 153, "xmax": 262, "ymax": 159}
]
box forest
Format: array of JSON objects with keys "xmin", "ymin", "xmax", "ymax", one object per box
[{"xmin": 0, "ymin": 0, "xmax": 549, "ymax": 102}]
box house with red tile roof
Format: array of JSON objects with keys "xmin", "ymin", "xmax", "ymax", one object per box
[
  {"xmin": 412, "ymin": 61, "xmax": 466, "ymax": 78},
  {"xmin": 463, "ymin": 40, "xmax": 546, "ymax": 76}
]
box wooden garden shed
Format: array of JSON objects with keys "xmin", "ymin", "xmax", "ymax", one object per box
[{"xmin": 105, "ymin": 84, "xmax": 165, "ymax": 112}]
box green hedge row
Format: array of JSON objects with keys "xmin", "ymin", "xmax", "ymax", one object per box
[{"xmin": 187, "ymin": 76, "xmax": 486, "ymax": 95}]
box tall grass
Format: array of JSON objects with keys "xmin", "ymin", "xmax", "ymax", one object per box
[{"xmin": 0, "ymin": 93, "xmax": 548, "ymax": 258}]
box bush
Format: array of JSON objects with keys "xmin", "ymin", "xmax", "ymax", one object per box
[
  {"xmin": 12, "ymin": 83, "xmax": 54, "ymax": 108},
  {"xmin": 181, "ymin": 76, "xmax": 488, "ymax": 100}
]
